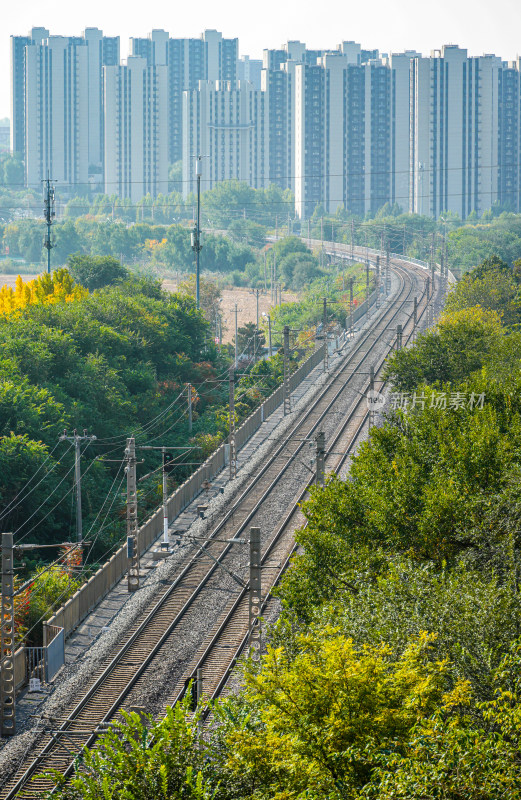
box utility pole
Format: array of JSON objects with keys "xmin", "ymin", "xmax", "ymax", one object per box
[
  {"xmin": 59, "ymin": 430, "xmax": 96, "ymax": 543},
  {"xmin": 195, "ymin": 667, "xmax": 204, "ymax": 739},
  {"xmin": 1, "ymin": 532, "xmax": 15, "ymax": 736},
  {"xmin": 263, "ymin": 251, "xmax": 267, "ymax": 292},
  {"xmin": 251, "ymin": 288, "xmax": 261, "ymax": 333},
  {"xmin": 375, "ymin": 256, "xmax": 380, "ymax": 308},
  {"xmin": 43, "ymin": 173, "xmax": 56, "ymax": 275},
  {"xmin": 349, "ymin": 278, "xmax": 354, "ymax": 337},
  {"xmin": 283, "ymin": 325, "xmax": 291, "ymax": 415},
  {"xmin": 263, "ymin": 312, "xmax": 272, "ymax": 357},
  {"xmin": 126, "ymin": 437, "xmax": 139, "ymax": 592},
  {"xmin": 368, "ymin": 365, "xmax": 375, "ymax": 431},
  {"xmin": 187, "ymin": 384, "xmax": 193, "ymax": 432},
  {"xmin": 320, "ymin": 216, "xmax": 324, "ymax": 268},
  {"xmin": 161, "ymin": 448, "xmax": 170, "ymax": 551},
  {"xmin": 191, "ymin": 156, "xmax": 203, "ymax": 309},
  {"xmin": 315, "ymin": 431, "xmax": 326, "ymax": 485},
  {"xmin": 249, "ymin": 527, "xmax": 262, "ymax": 662},
  {"xmin": 351, "ymin": 219, "xmax": 355, "ymax": 260},
  {"xmin": 234, "ymin": 304, "xmax": 241, "ymax": 368},
  {"xmin": 322, "ymin": 297, "xmax": 329, "ymax": 372},
  {"xmin": 430, "ymin": 231, "xmax": 436, "ymax": 294},
  {"xmin": 413, "ymin": 296, "xmax": 418, "ymax": 341},
  {"xmin": 396, "ymin": 324, "xmax": 403, "ymax": 350},
  {"xmin": 366, "ymin": 256, "xmax": 370, "ymax": 316},
  {"xmin": 386, "ymin": 241, "xmax": 391, "ymax": 295},
  {"xmin": 229, "ymin": 366, "xmax": 237, "ymax": 479}
]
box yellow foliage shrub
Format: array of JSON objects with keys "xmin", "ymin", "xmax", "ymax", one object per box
[{"xmin": 0, "ymin": 268, "xmax": 88, "ymax": 317}]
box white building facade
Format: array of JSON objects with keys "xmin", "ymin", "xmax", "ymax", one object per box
[
  {"xmin": 182, "ymin": 80, "xmax": 268, "ymax": 196},
  {"xmin": 104, "ymin": 57, "xmax": 168, "ymax": 202},
  {"xmin": 25, "ymin": 36, "xmax": 89, "ymax": 190},
  {"xmin": 410, "ymin": 46, "xmax": 502, "ymax": 217}
]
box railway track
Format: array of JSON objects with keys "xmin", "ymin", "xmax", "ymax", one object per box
[
  {"xmin": 0, "ymin": 255, "xmax": 433, "ymax": 799},
  {"xmin": 170, "ymin": 258, "xmax": 434, "ymax": 711}
]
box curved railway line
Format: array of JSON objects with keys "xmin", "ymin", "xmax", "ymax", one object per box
[{"xmin": 0, "ymin": 254, "xmax": 438, "ymax": 799}]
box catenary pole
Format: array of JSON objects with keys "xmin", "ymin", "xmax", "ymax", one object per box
[
  {"xmin": 0, "ymin": 532, "xmax": 15, "ymax": 735},
  {"xmin": 126, "ymin": 437, "xmax": 139, "ymax": 592},
  {"xmin": 191, "ymin": 156, "xmax": 203, "ymax": 309},
  {"xmin": 59, "ymin": 430, "xmax": 96, "ymax": 543}
]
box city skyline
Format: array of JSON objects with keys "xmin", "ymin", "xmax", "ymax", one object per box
[
  {"xmin": 10, "ymin": 31, "xmax": 521, "ymax": 219},
  {"xmin": 2, "ymin": 0, "xmax": 521, "ymax": 118}
]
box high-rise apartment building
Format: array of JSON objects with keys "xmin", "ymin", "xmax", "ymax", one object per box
[
  {"xmin": 10, "ymin": 28, "xmax": 48, "ymax": 158},
  {"xmin": 263, "ymin": 40, "xmax": 325, "ymax": 71},
  {"xmin": 130, "ymin": 29, "xmax": 238, "ymax": 164},
  {"xmin": 83, "ymin": 28, "xmax": 120, "ymax": 174},
  {"xmin": 410, "ymin": 45, "xmax": 503, "ymax": 217},
  {"xmin": 262, "ymin": 41, "xmax": 332, "ymax": 198},
  {"xmin": 12, "ymin": 27, "xmax": 118, "ymax": 188},
  {"xmin": 262, "ymin": 66, "xmax": 292, "ymax": 190},
  {"xmin": 498, "ymin": 60, "xmax": 521, "ymax": 212},
  {"xmin": 204, "ymin": 30, "xmax": 238, "ymax": 83},
  {"xmin": 182, "ymin": 80, "xmax": 268, "ymax": 196},
  {"xmin": 294, "ymin": 63, "xmax": 325, "ymax": 218},
  {"xmin": 294, "ymin": 54, "xmax": 393, "ymax": 218},
  {"xmin": 386, "ymin": 51, "xmax": 420, "ymax": 209},
  {"xmin": 104, "ymin": 56, "xmax": 168, "ymax": 202},
  {"xmin": 237, "ymin": 56, "xmax": 263, "ymax": 90},
  {"xmin": 25, "ymin": 36, "xmax": 89, "ymax": 190}
]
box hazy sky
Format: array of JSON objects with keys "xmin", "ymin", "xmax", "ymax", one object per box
[{"xmin": 2, "ymin": 0, "xmax": 521, "ymax": 120}]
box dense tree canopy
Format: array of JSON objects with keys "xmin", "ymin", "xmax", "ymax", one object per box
[{"xmin": 66, "ymin": 254, "xmax": 129, "ymax": 290}]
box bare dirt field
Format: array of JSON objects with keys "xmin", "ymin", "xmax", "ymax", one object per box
[
  {"xmin": 162, "ymin": 282, "xmax": 298, "ymax": 343},
  {"xmin": 0, "ymin": 273, "xmax": 38, "ymax": 289}
]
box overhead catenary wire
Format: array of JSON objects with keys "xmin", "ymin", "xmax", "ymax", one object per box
[
  {"xmin": 0, "ymin": 440, "xmax": 72, "ymax": 523},
  {"xmin": 11, "ymin": 440, "xmax": 124, "ymax": 544},
  {"xmin": 83, "ymin": 472, "xmax": 127, "ymax": 566},
  {"xmin": 4, "ymin": 157, "xmax": 521, "ymax": 192}
]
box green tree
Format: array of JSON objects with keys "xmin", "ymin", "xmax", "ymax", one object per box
[
  {"xmin": 444, "ymin": 264, "xmax": 518, "ymax": 325},
  {"xmin": 236, "ymin": 321, "xmax": 263, "ymax": 358},
  {"xmin": 222, "ymin": 632, "xmax": 450, "ymax": 799},
  {"xmin": 66, "ymin": 254, "xmax": 128, "ymax": 290},
  {"xmin": 2, "ymin": 155, "xmax": 24, "ymax": 187},
  {"xmin": 48, "ymin": 701, "xmax": 212, "ymax": 800},
  {"xmin": 384, "ymin": 306, "xmax": 503, "ymax": 391},
  {"xmin": 168, "ymin": 160, "xmax": 183, "ymax": 193},
  {"xmin": 26, "ymin": 564, "xmax": 82, "ymax": 644},
  {"xmin": 376, "ymin": 641, "xmax": 521, "ymax": 799},
  {"xmin": 177, "ymin": 275, "xmax": 221, "ymax": 325}
]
